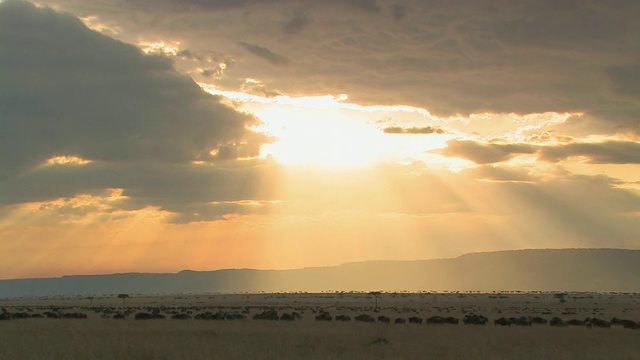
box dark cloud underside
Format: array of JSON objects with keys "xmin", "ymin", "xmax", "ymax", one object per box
[
  {"xmin": 383, "ymin": 126, "xmax": 444, "ymax": 134},
  {"xmin": 540, "ymin": 141, "xmax": 640, "ymax": 164},
  {"xmin": 442, "ymin": 139, "xmax": 640, "ymax": 165},
  {"xmin": 28, "ymin": 0, "xmax": 640, "ymax": 135},
  {"xmin": 441, "ymin": 140, "xmax": 537, "ymax": 164},
  {"xmin": 0, "ymin": 0, "xmax": 269, "ymax": 220},
  {"xmin": 239, "ymin": 42, "xmax": 291, "ymax": 66}
]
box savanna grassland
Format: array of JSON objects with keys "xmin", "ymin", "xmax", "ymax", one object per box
[{"xmin": 1, "ymin": 292, "xmax": 639, "ymax": 359}]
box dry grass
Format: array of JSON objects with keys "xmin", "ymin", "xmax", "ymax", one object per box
[{"xmin": 1, "ymin": 292, "xmax": 639, "ymax": 359}]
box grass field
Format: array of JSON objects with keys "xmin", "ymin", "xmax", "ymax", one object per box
[{"xmin": 1, "ymin": 292, "xmax": 639, "ymax": 359}]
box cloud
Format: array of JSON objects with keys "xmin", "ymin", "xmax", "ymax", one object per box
[
  {"xmin": 0, "ymin": 158, "xmax": 283, "ymax": 224},
  {"xmin": 29, "ymin": 0, "xmax": 640, "ymax": 135},
  {"xmin": 607, "ymin": 62, "xmax": 640, "ymax": 98},
  {"xmin": 25, "ymin": 0, "xmax": 640, "ymax": 138},
  {"xmin": 441, "ymin": 138, "xmax": 640, "ymax": 166},
  {"xmin": 0, "ymin": 1, "xmax": 270, "ymax": 220},
  {"xmin": 492, "ymin": 1, "xmax": 624, "ymax": 47},
  {"xmin": 0, "ymin": 1, "xmax": 266, "ymax": 171},
  {"xmin": 383, "ymin": 126, "xmax": 444, "ymax": 134},
  {"xmin": 345, "ymin": 0, "xmax": 381, "ymax": 13},
  {"xmin": 441, "ymin": 140, "xmax": 537, "ymax": 164},
  {"xmin": 390, "ymin": 4, "xmax": 408, "ymax": 21},
  {"xmin": 540, "ymin": 141, "xmax": 640, "ymax": 164},
  {"xmin": 282, "ymin": 8, "xmax": 309, "ymax": 35},
  {"xmin": 146, "ymin": 0, "xmax": 381, "ymax": 12},
  {"xmin": 239, "ymin": 42, "xmax": 291, "ymax": 66}
]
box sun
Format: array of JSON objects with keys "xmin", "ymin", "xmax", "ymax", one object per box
[
  {"xmin": 200, "ymin": 84, "xmax": 453, "ymax": 168},
  {"xmin": 249, "ymin": 103, "xmax": 455, "ymax": 169},
  {"xmin": 253, "ymin": 104, "xmax": 387, "ymax": 167}
]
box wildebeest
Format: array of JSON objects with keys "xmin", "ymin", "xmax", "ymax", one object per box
[
  {"xmin": 611, "ymin": 317, "xmax": 637, "ymax": 329},
  {"xmin": 427, "ymin": 316, "xmax": 446, "ymax": 325},
  {"xmin": 510, "ymin": 316, "xmax": 532, "ymax": 326},
  {"xmin": 355, "ymin": 314, "xmax": 376, "ymax": 322},
  {"xmin": 621, "ymin": 320, "xmax": 638, "ymax": 329},
  {"xmin": 426, "ymin": 316, "xmax": 459, "ymax": 325},
  {"xmin": 171, "ymin": 313, "xmax": 191, "ymax": 320},
  {"xmin": 531, "ymin": 316, "xmax": 548, "ymax": 325},
  {"xmin": 10, "ymin": 312, "xmax": 31, "ymax": 319},
  {"xmin": 134, "ymin": 312, "xmax": 165, "ymax": 320},
  {"xmin": 565, "ymin": 319, "xmax": 585, "ymax": 326},
  {"xmin": 44, "ymin": 311, "xmax": 61, "ymax": 319},
  {"xmin": 463, "ymin": 314, "xmax": 487, "ymax": 325},
  {"xmin": 315, "ymin": 312, "xmax": 332, "ymax": 321},
  {"xmin": 611, "ymin": 317, "xmax": 624, "ymax": 326},
  {"xmin": 586, "ymin": 318, "xmax": 611, "ymax": 328},
  {"xmin": 195, "ymin": 311, "xmax": 220, "ymax": 320},
  {"xmin": 61, "ymin": 313, "xmax": 87, "ymax": 319},
  {"xmin": 549, "ymin": 317, "xmax": 566, "ymax": 327},
  {"xmin": 253, "ymin": 309, "xmax": 279, "ymax": 321},
  {"xmin": 279, "ymin": 313, "xmax": 296, "ymax": 321},
  {"xmin": 444, "ymin": 317, "xmax": 460, "ymax": 325}
]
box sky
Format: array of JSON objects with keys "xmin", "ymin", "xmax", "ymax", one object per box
[{"xmin": 1, "ymin": 0, "xmax": 639, "ymax": 279}]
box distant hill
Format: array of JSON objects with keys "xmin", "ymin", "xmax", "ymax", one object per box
[{"xmin": 1, "ymin": 248, "xmax": 639, "ymax": 297}]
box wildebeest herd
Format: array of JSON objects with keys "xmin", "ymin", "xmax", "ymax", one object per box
[
  {"xmin": 2, "ymin": 293, "xmax": 640, "ymax": 360},
  {"xmin": 1, "ymin": 305, "xmax": 639, "ymax": 331}
]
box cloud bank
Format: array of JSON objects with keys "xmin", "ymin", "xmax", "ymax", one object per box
[
  {"xmin": 0, "ymin": 0, "xmax": 269, "ymax": 221},
  {"xmin": 29, "ymin": 0, "xmax": 640, "ymax": 135}
]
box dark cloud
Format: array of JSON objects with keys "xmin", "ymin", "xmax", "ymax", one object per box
[
  {"xmin": 0, "ymin": 1, "xmax": 266, "ymax": 174},
  {"xmin": 166, "ymin": 200, "xmax": 277, "ymax": 223},
  {"xmin": 442, "ymin": 139, "xmax": 640, "ymax": 166},
  {"xmin": 147, "ymin": 0, "xmax": 381, "ymax": 12},
  {"xmin": 540, "ymin": 141, "xmax": 640, "ymax": 164},
  {"xmin": 0, "ymin": 1, "xmax": 270, "ymax": 220},
  {"xmin": 390, "ymin": 4, "xmax": 408, "ymax": 21},
  {"xmin": 382, "ymin": 126, "xmax": 445, "ymax": 134},
  {"xmin": 345, "ymin": 0, "xmax": 381, "ymax": 13},
  {"xmin": 239, "ymin": 42, "xmax": 290, "ymax": 66},
  {"xmin": 493, "ymin": 2, "xmax": 624, "ymax": 47},
  {"xmin": 441, "ymin": 140, "xmax": 537, "ymax": 164},
  {"xmin": 282, "ymin": 8, "xmax": 309, "ymax": 35},
  {"xmin": 28, "ymin": 0, "xmax": 640, "ymax": 135},
  {"xmin": 607, "ymin": 63, "xmax": 640, "ymax": 98},
  {"xmin": 0, "ymin": 159, "xmax": 281, "ymax": 223},
  {"xmin": 160, "ymin": 0, "xmax": 255, "ymax": 10}
]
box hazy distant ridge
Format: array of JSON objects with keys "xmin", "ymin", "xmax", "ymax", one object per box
[{"xmin": 2, "ymin": 249, "xmax": 639, "ymax": 297}]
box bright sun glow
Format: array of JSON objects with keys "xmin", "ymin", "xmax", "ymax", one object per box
[
  {"xmin": 255, "ymin": 106, "xmax": 385, "ymax": 166},
  {"xmin": 201, "ymin": 83, "xmax": 453, "ymax": 168}
]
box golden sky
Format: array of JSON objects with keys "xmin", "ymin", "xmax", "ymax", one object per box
[{"xmin": 0, "ymin": 0, "xmax": 639, "ymax": 279}]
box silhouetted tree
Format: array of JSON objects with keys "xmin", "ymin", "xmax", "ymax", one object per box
[
  {"xmin": 118, "ymin": 294, "xmax": 129, "ymax": 306},
  {"xmin": 554, "ymin": 293, "xmax": 567, "ymax": 307},
  {"xmin": 369, "ymin": 291, "xmax": 382, "ymax": 311}
]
